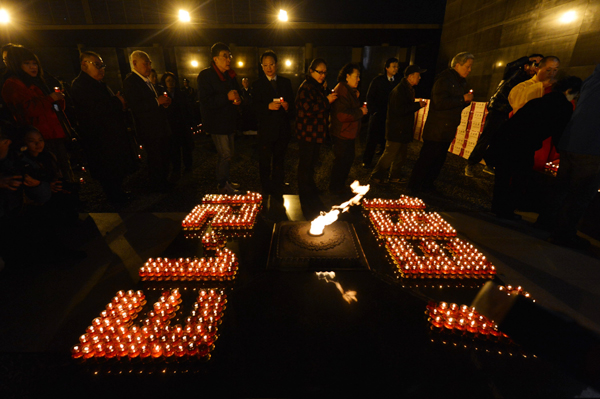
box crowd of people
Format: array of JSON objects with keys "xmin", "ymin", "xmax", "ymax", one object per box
[{"xmin": 1, "ymin": 40, "xmax": 599, "ymax": 267}]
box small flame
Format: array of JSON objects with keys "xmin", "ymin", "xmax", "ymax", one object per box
[
  {"xmin": 309, "ymin": 180, "xmax": 370, "ymax": 235},
  {"xmin": 316, "ymin": 271, "xmax": 358, "ymax": 304}
]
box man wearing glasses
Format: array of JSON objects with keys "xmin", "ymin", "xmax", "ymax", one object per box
[
  {"xmin": 198, "ymin": 42, "xmax": 242, "ymax": 195},
  {"xmin": 71, "ymin": 51, "xmax": 137, "ymax": 204},
  {"xmin": 123, "ymin": 50, "xmax": 173, "ymax": 192}
]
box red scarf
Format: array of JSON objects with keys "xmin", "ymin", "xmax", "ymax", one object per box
[{"xmin": 212, "ymin": 62, "xmax": 236, "ymax": 81}]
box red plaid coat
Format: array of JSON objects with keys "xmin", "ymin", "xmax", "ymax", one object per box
[{"xmin": 295, "ymin": 76, "xmax": 330, "ymax": 143}]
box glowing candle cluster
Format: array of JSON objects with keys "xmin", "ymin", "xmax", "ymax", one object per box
[
  {"xmin": 202, "ymin": 231, "xmax": 227, "ymax": 250},
  {"xmin": 544, "ymin": 161, "xmax": 559, "ymax": 177},
  {"xmin": 385, "ymin": 237, "xmax": 496, "ymax": 279},
  {"xmin": 426, "ymin": 301, "xmax": 509, "ymax": 341},
  {"xmin": 139, "ymin": 249, "xmax": 238, "ymax": 281},
  {"xmin": 499, "ymin": 284, "xmax": 534, "ymax": 301},
  {"xmin": 209, "ymin": 203, "xmax": 261, "ymax": 230},
  {"xmin": 182, "ymin": 203, "xmax": 261, "ymax": 230},
  {"xmin": 72, "ymin": 289, "xmax": 226, "ymax": 360},
  {"xmin": 369, "ymin": 210, "xmax": 457, "ymax": 239},
  {"xmin": 362, "ymin": 195, "xmax": 426, "ymax": 211},
  {"xmin": 201, "ymin": 192, "xmax": 263, "ymax": 205}
]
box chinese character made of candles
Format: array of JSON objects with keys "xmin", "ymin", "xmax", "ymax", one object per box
[
  {"xmin": 72, "ymin": 289, "xmax": 226, "ymax": 361},
  {"xmin": 363, "ymin": 196, "xmax": 496, "ymax": 280}
]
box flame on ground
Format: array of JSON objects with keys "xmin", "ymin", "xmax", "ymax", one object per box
[{"xmin": 309, "ymin": 181, "xmax": 370, "ymax": 235}]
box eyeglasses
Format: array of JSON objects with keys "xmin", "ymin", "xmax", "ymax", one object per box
[
  {"xmin": 220, "ymin": 53, "xmax": 233, "ymax": 59},
  {"xmin": 84, "ymin": 60, "xmax": 106, "ymax": 69},
  {"xmin": 313, "ymin": 70, "xmax": 327, "ymax": 76}
]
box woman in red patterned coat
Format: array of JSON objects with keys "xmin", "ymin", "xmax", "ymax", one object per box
[{"xmin": 295, "ymin": 58, "xmax": 337, "ymax": 216}]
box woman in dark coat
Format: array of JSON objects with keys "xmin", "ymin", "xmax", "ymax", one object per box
[
  {"xmin": 370, "ymin": 65, "xmax": 427, "ymax": 184},
  {"xmin": 161, "ymin": 72, "xmax": 194, "ymax": 177},
  {"xmin": 295, "ymin": 58, "xmax": 338, "ymax": 217},
  {"xmin": 488, "ymin": 76, "xmax": 582, "ymax": 220},
  {"xmin": 329, "ymin": 63, "xmax": 368, "ymax": 195},
  {"xmin": 71, "ymin": 51, "xmax": 136, "ymax": 203}
]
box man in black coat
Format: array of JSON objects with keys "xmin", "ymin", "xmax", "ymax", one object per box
[
  {"xmin": 408, "ymin": 52, "xmax": 474, "ymax": 194},
  {"xmin": 370, "ymin": 65, "xmax": 427, "ymax": 184},
  {"xmin": 197, "ymin": 42, "xmax": 242, "ymax": 194},
  {"xmin": 362, "ymin": 57, "xmax": 400, "ymax": 167},
  {"xmin": 122, "ymin": 50, "xmax": 172, "ymax": 192},
  {"xmin": 251, "ymin": 50, "xmax": 295, "ymax": 196},
  {"xmin": 71, "ymin": 51, "xmax": 136, "ymax": 203}
]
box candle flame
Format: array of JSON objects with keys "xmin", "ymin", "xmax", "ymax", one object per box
[{"xmin": 309, "ymin": 180, "xmax": 370, "ymax": 235}]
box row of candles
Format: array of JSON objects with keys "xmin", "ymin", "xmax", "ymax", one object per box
[
  {"xmin": 385, "ymin": 237, "xmax": 496, "ymax": 279},
  {"xmin": 201, "ymin": 192, "xmax": 263, "ymax": 205},
  {"xmin": 425, "ymin": 301, "xmax": 510, "ymax": 341},
  {"xmin": 182, "ymin": 203, "xmax": 261, "ymax": 230},
  {"xmin": 369, "ymin": 210, "xmax": 457, "ymax": 239},
  {"xmin": 139, "ymin": 249, "xmax": 238, "ymax": 281},
  {"xmin": 72, "ymin": 289, "xmax": 226, "ymax": 360},
  {"xmin": 362, "ymin": 196, "xmax": 426, "ymax": 211}
]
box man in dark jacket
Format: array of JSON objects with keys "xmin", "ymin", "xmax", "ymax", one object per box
[
  {"xmin": 465, "ymin": 54, "xmax": 543, "ymax": 177},
  {"xmin": 251, "ymin": 50, "xmax": 295, "ymax": 196},
  {"xmin": 408, "ymin": 52, "xmax": 474, "ymax": 193},
  {"xmin": 362, "ymin": 57, "xmax": 399, "ymax": 167},
  {"xmin": 122, "ymin": 50, "xmax": 172, "ymax": 192},
  {"xmin": 197, "ymin": 42, "xmax": 242, "ymax": 194},
  {"xmin": 370, "ymin": 65, "xmax": 427, "ymax": 184},
  {"xmin": 71, "ymin": 51, "xmax": 136, "ymax": 203}
]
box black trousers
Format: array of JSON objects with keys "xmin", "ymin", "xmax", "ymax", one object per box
[
  {"xmin": 467, "ymin": 109, "xmax": 509, "ymax": 166},
  {"xmin": 170, "ymin": 127, "xmax": 194, "ymax": 172},
  {"xmin": 258, "ymin": 132, "xmax": 289, "ymax": 195},
  {"xmin": 408, "ymin": 140, "xmax": 451, "ymax": 192},
  {"xmin": 330, "ymin": 136, "xmax": 356, "ymax": 192},
  {"xmin": 362, "ymin": 112, "xmax": 386, "ymax": 165},
  {"xmin": 492, "ymin": 150, "xmax": 533, "ymax": 215},
  {"xmin": 144, "ymin": 134, "xmax": 171, "ymax": 187}
]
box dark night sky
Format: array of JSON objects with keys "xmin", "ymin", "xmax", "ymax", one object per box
[{"xmin": 284, "ymin": 0, "xmax": 447, "ymax": 24}]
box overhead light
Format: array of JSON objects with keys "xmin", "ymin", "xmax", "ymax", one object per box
[
  {"xmin": 191, "ymin": 60, "xmax": 199, "ymax": 67},
  {"xmin": 179, "ymin": 9, "xmax": 191, "ymax": 23},
  {"xmin": 559, "ymin": 10, "xmax": 577, "ymax": 24},
  {"xmin": 0, "ymin": 9, "xmax": 10, "ymax": 24},
  {"xmin": 285, "ymin": 59, "xmax": 292, "ymax": 67},
  {"xmin": 237, "ymin": 61, "xmax": 244, "ymax": 67},
  {"xmin": 278, "ymin": 9, "xmax": 288, "ymax": 22},
  {"xmin": 497, "ymin": 62, "xmax": 503, "ymax": 67}
]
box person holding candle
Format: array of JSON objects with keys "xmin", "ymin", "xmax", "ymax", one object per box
[
  {"xmin": 1, "ymin": 45, "xmax": 75, "ymax": 182},
  {"xmin": 295, "ymin": 58, "xmax": 338, "ymax": 218},
  {"xmin": 197, "ymin": 43, "xmax": 242, "ymax": 195},
  {"xmin": 408, "ymin": 52, "xmax": 474, "ymax": 194},
  {"xmin": 123, "ymin": 50, "xmax": 173, "ymax": 192},
  {"xmin": 71, "ymin": 51, "xmax": 136, "ymax": 205},
  {"xmin": 328, "ymin": 63, "xmax": 368, "ymax": 196},
  {"xmin": 370, "ymin": 64, "xmax": 427, "ymax": 185},
  {"xmin": 251, "ymin": 50, "xmax": 295, "ymax": 197}
]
